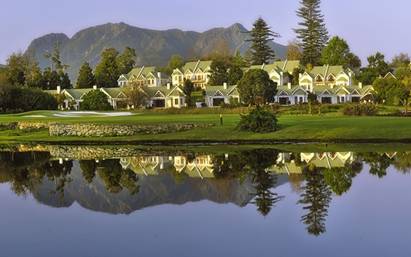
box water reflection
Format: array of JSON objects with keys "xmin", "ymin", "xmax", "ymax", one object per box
[{"xmin": 0, "ymin": 147, "xmax": 409, "ymax": 236}]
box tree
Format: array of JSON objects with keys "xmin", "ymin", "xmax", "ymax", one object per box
[
  {"xmin": 59, "ymin": 72, "xmax": 72, "ymax": 89},
  {"xmin": 124, "ymin": 85, "xmax": 148, "ymax": 108},
  {"xmin": 391, "ymin": 53, "xmax": 410, "ymax": 69},
  {"xmin": 298, "ymin": 164, "xmax": 332, "ymax": 236},
  {"xmin": 208, "ymin": 57, "xmax": 230, "ymax": 86},
  {"xmin": 183, "ymin": 79, "xmax": 195, "ymax": 107},
  {"xmin": 6, "ymin": 53, "xmax": 29, "ymax": 86},
  {"xmin": 358, "ymin": 52, "xmax": 392, "ymax": 85},
  {"xmin": 237, "ymin": 69, "xmax": 276, "ymax": 105},
  {"xmin": 25, "ymin": 61, "xmax": 43, "ymax": 88},
  {"xmin": 236, "ymin": 106, "xmax": 279, "ymax": 133},
  {"xmin": 95, "ymin": 48, "xmax": 120, "ymax": 88},
  {"xmin": 373, "ymin": 77, "xmax": 407, "ymax": 105},
  {"xmin": 117, "ymin": 47, "xmax": 137, "ymax": 75},
  {"xmin": 42, "ymin": 68, "xmax": 61, "ymax": 90},
  {"xmin": 321, "ymin": 36, "xmax": 361, "ymax": 70},
  {"xmin": 286, "ymin": 41, "xmax": 303, "ymax": 61},
  {"xmin": 79, "ymin": 160, "xmax": 96, "ymax": 184},
  {"xmin": 295, "ymin": 0, "xmax": 329, "ymax": 66},
  {"xmin": 247, "ymin": 18, "xmax": 279, "ymax": 65},
  {"xmin": 80, "ymin": 90, "xmax": 113, "ymax": 111},
  {"xmin": 76, "ymin": 62, "xmax": 96, "ymax": 88},
  {"xmin": 227, "ymin": 65, "xmax": 244, "ymax": 85}
]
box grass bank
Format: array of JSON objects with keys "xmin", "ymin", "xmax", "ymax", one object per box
[{"xmin": 1, "ymin": 111, "xmax": 411, "ymax": 144}]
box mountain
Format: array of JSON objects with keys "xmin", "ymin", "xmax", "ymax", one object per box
[{"xmin": 25, "ymin": 22, "xmax": 286, "ymax": 82}]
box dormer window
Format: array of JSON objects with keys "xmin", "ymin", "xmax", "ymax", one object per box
[
  {"xmin": 327, "ymin": 74, "xmax": 335, "ymax": 82},
  {"xmin": 315, "ymin": 75, "xmax": 324, "ymax": 83}
]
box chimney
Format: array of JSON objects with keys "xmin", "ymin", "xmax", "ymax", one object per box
[
  {"xmin": 359, "ymin": 82, "xmax": 363, "ymax": 89},
  {"xmin": 167, "ymin": 83, "xmax": 171, "ymax": 90},
  {"xmin": 157, "ymin": 72, "xmax": 162, "ymax": 86},
  {"xmin": 93, "ymin": 85, "xmax": 97, "ymax": 90},
  {"xmin": 56, "ymin": 85, "xmax": 61, "ymax": 94},
  {"xmin": 287, "ymin": 82, "xmax": 292, "ymax": 90},
  {"xmin": 223, "ymin": 82, "xmax": 228, "ymax": 89}
]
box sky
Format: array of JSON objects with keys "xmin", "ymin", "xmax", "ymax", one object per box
[{"xmin": 1, "ymin": 0, "xmax": 410, "ymax": 65}]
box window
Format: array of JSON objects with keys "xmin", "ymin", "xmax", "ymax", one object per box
[
  {"xmin": 328, "ymin": 75, "xmax": 335, "ymax": 82},
  {"xmin": 316, "ymin": 75, "xmax": 323, "ymax": 83},
  {"xmin": 174, "ymin": 98, "xmax": 179, "ymax": 105}
]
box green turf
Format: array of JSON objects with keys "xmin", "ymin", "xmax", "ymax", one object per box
[{"xmin": 1, "ymin": 110, "xmax": 411, "ymax": 143}]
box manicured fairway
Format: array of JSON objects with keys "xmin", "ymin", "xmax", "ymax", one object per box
[{"xmin": 1, "ymin": 111, "xmax": 411, "ymax": 143}]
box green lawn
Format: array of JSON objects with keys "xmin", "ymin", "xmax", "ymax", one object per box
[{"xmin": 1, "ymin": 110, "xmax": 411, "ymax": 143}]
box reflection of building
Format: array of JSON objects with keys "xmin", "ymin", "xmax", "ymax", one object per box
[
  {"xmin": 270, "ymin": 153, "xmax": 303, "ymax": 174},
  {"xmin": 120, "ymin": 155, "xmax": 215, "ymax": 179},
  {"xmin": 173, "ymin": 155, "xmax": 214, "ymax": 179},
  {"xmin": 120, "ymin": 156, "xmax": 171, "ymax": 176},
  {"xmin": 300, "ymin": 152, "xmax": 354, "ymax": 168},
  {"xmin": 270, "ymin": 152, "xmax": 355, "ymax": 173}
]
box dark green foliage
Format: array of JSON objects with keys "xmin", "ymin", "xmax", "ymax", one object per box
[
  {"xmin": 159, "ymin": 55, "xmax": 185, "ymax": 75},
  {"xmin": 80, "ymin": 90, "xmax": 113, "ymax": 111},
  {"xmin": 41, "ymin": 68, "xmax": 60, "ymax": 90},
  {"xmin": 323, "ymin": 164, "xmax": 361, "ymax": 196},
  {"xmin": 209, "ymin": 57, "xmax": 230, "ymax": 86},
  {"xmin": 321, "ymin": 36, "xmax": 361, "ymax": 70},
  {"xmin": 59, "ymin": 71, "xmax": 72, "ymax": 89},
  {"xmin": 79, "ymin": 160, "xmax": 96, "ymax": 184},
  {"xmin": 209, "ymin": 56, "xmax": 244, "ymax": 86},
  {"xmin": 76, "ymin": 62, "xmax": 96, "ymax": 88},
  {"xmin": 361, "ymin": 153, "xmax": 391, "ymax": 178},
  {"xmin": 117, "ymin": 47, "xmax": 137, "ymax": 75},
  {"xmin": 247, "ymin": 18, "xmax": 279, "ymax": 65},
  {"xmin": 0, "ymin": 85, "xmax": 57, "ymax": 113},
  {"xmin": 228, "ymin": 65, "xmax": 244, "ymax": 85},
  {"xmin": 358, "ymin": 52, "xmax": 392, "ymax": 85},
  {"xmin": 343, "ymin": 103, "xmax": 378, "ymax": 116},
  {"xmin": 95, "ymin": 48, "xmax": 120, "ymax": 88},
  {"xmin": 373, "ymin": 77, "xmax": 408, "ymax": 105},
  {"xmin": 298, "ymin": 164, "xmax": 332, "ymax": 236},
  {"xmin": 183, "ymin": 79, "xmax": 195, "ymax": 107},
  {"xmin": 97, "ymin": 160, "xmax": 139, "ymax": 195},
  {"xmin": 237, "ymin": 69, "xmax": 277, "ymax": 105},
  {"xmin": 237, "ymin": 106, "xmax": 278, "ymax": 133},
  {"xmin": 391, "ymin": 53, "xmax": 410, "ymax": 69},
  {"xmin": 295, "ymin": 0, "xmax": 329, "ymax": 66}
]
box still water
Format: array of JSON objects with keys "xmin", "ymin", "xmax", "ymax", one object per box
[{"xmin": 1, "ymin": 145, "xmax": 411, "ymax": 257}]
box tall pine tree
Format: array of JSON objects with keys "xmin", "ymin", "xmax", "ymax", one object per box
[
  {"xmin": 295, "ymin": 0, "xmax": 329, "ymax": 66},
  {"xmin": 76, "ymin": 62, "xmax": 96, "ymax": 88},
  {"xmin": 95, "ymin": 48, "xmax": 120, "ymax": 88},
  {"xmin": 247, "ymin": 18, "xmax": 279, "ymax": 65}
]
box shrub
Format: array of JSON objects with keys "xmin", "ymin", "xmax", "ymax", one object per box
[
  {"xmin": 343, "ymin": 103, "xmax": 378, "ymax": 116},
  {"xmin": 80, "ymin": 90, "xmax": 113, "ymax": 111},
  {"xmin": 0, "ymin": 85, "xmax": 57, "ymax": 113},
  {"xmin": 236, "ymin": 106, "xmax": 279, "ymax": 133}
]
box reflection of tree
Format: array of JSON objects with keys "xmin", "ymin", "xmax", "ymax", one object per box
[
  {"xmin": 361, "ymin": 153, "xmax": 392, "ymax": 178},
  {"xmin": 243, "ymin": 149, "xmax": 283, "ymax": 216},
  {"xmin": 213, "ymin": 149, "xmax": 283, "ymax": 216},
  {"xmin": 97, "ymin": 160, "xmax": 139, "ymax": 195},
  {"xmin": 323, "ymin": 161, "xmax": 362, "ymax": 196},
  {"xmin": 79, "ymin": 160, "xmax": 97, "ymax": 183},
  {"xmin": 393, "ymin": 152, "xmax": 411, "ymax": 174},
  {"xmin": 251, "ymin": 169, "xmax": 283, "ymax": 216},
  {"xmin": 299, "ymin": 164, "xmax": 332, "ymax": 236}
]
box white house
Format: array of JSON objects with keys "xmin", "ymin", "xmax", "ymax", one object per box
[{"xmin": 172, "ymin": 60, "xmax": 212, "ymax": 88}]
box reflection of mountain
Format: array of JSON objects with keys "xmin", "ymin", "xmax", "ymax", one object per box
[{"xmin": 31, "ymin": 161, "xmax": 261, "ymax": 214}]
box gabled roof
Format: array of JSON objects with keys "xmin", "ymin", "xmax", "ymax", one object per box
[
  {"xmin": 142, "ymin": 85, "xmax": 186, "ymax": 97},
  {"xmin": 125, "ymin": 66, "xmax": 159, "ymax": 80},
  {"xmin": 100, "ymin": 87, "xmax": 128, "ymax": 99},
  {"xmin": 63, "ymin": 88, "xmax": 94, "ymax": 100},
  {"xmin": 308, "ymin": 65, "xmax": 347, "ymax": 78},
  {"xmin": 175, "ymin": 60, "xmax": 212, "ymax": 75},
  {"xmin": 205, "ymin": 85, "xmax": 238, "ymax": 96},
  {"xmin": 247, "ymin": 60, "xmax": 301, "ymax": 74}
]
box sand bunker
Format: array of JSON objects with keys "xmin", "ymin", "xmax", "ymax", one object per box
[{"xmin": 52, "ymin": 111, "xmax": 135, "ymax": 117}]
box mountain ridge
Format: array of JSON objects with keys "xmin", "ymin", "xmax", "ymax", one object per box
[{"xmin": 25, "ymin": 22, "xmax": 287, "ymax": 82}]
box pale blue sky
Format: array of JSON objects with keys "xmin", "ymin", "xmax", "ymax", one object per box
[{"xmin": 1, "ymin": 0, "xmax": 410, "ymax": 64}]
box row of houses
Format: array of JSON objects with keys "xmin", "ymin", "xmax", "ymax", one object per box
[
  {"xmin": 117, "ymin": 151, "xmax": 361, "ymax": 178},
  {"xmin": 45, "ymin": 59, "xmax": 385, "ymax": 109},
  {"xmin": 114, "ymin": 59, "xmax": 376, "ymax": 107},
  {"xmin": 47, "ymin": 83, "xmax": 240, "ymax": 110}
]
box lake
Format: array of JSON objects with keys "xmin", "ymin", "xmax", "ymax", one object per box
[{"xmin": 1, "ymin": 145, "xmax": 411, "ymax": 257}]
